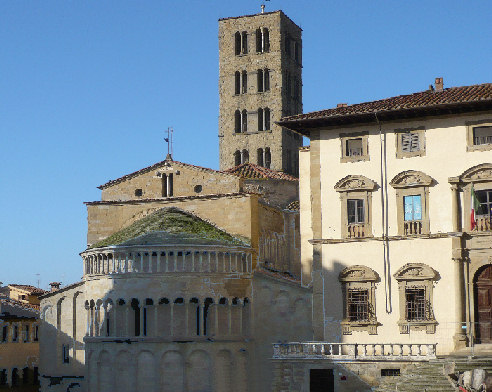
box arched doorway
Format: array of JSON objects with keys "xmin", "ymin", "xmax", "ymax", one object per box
[{"xmin": 474, "ymin": 264, "xmax": 492, "ymax": 343}]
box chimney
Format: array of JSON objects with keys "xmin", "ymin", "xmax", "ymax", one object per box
[
  {"xmin": 435, "ymin": 77, "xmax": 444, "ymax": 92},
  {"xmin": 337, "ymin": 103, "xmax": 348, "ymax": 108},
  {"xmin": 49, "ymin": 282, "xmax": 61, "ymax": 292}
]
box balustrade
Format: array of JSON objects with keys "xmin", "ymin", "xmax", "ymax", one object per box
[
  {"xmin": 473, "ymin": 216, "xmax": 492, "ymax": 232},
  {"xmin": 272, "ymin": 342, "xmax": 437, "ymax": 360},
  {"xmin": 348, "ymin": 224, "xmax": 365, "ymax": 238},
  {"xmin": 82, "ymin": 246, "xmax": 252, "ymax": 277},
  {"xmin": 404, "ymin": 220, "xmax": 422, "ymax": 235}
]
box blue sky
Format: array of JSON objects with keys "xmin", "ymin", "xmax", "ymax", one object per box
[{"xmin": 1, "ymin": 0, "xmax": 491, "ymax": 289}]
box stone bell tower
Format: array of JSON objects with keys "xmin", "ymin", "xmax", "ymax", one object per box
[{"xmin": 218, "ymin": 10, "xmax": 303, "ymax": 175}]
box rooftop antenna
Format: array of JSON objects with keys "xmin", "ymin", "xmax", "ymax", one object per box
[
  {"xmin": 164, "ymin": 127, "xmax": 174, "ymax": 160},
  {"xmin": 35, "ymin": 273, "xmax": 40, "ymax": 288}
]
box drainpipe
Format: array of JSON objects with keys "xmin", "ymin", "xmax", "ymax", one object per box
[{"xmin": 375, "ymin": 112, "xmax": 392, "ymax": 314}]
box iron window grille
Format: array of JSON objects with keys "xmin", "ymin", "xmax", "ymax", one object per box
[
  {"xmin": 405, "ymin": 287, "xmax": 428, "ymax": 321},
  {"xmin": 473, "ymin": 126, "xmax": 492, "ymax": 145},
  {"xmin": 347, "ymin": 289, "xmax": 370, "ymax": 321}
]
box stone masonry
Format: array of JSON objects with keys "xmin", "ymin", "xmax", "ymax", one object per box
[{"xmin": 218, "ymin": 11, "xmax": 303, "ymax": 175}]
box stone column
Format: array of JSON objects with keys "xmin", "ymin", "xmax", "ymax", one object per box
[
  {"xmin": 215, "ymin": 303, "xmax": 219, "ymax": 336},
  {"xmin": 154, "ymin": 305, "xmax": 158, "ymax": 337},
  {"xmin": 451, "ymin": 184, "xmax": 461, "ymax": 232},
  {"xmin": 228, "ymin": 301, "xmax": 232, "ymax": 336},
  {"xmin": 453, "ymin": 256, "xmax": 467, "ymax": 350},
  {"xmin": 85, "ymin": 306, "xmax": 90, "ymax": 336},
  {"xmin": 199, "ymin": 303, "xmax": 206, "ymax": 336},
  {"xmin": 140, "ymin": 304, "xmax": 145, "ymax": 336},
  {"xmin": 156, "ymin": 252, "xmax": 161, "ymax": 273}
]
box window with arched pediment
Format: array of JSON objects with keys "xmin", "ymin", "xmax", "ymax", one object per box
[
  {"xmin": 449, "ymin": 163, "xmax": 492, "ymax": 232},
  {"xmin": 394, "ymin": 263, "xmax": 438, "ymax": 334},
  {"xmin": 339, "ymin": 265, "xmax": 379, "ymax": 335},
  {"xmin": 390, "ymin": 170, "xmax": 434, "ymax": 236},
  {"xmin": 335, "ymin": 175, "xmax": 378, "ymax": 239}
]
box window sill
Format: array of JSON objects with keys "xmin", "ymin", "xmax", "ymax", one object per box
[
  {"xmin": 398, "ymin": 320, "xmax": 437, "ymax": 334},
  {"xmin": 340, "ymin": 156, "xmax": 370, "ymax": 163},
  {"xmin": 232, "ymin": 130, "xmax": 272, "ymax": 135},
  {"xmin": 396, "ymin": 150, "xmax": 426, "ymax": 159},
  {"xmin": 467, "ymin": 144, "xmax": 492, "ymax": 152},
  {"xmin": 342, "ymin": 320, "xmax": 378, "ymax": 335}
]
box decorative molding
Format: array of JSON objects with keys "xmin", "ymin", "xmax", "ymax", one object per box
[
  {"xmin": 339, "ymin": 265, "xmax": 379, "ymax": 282},
  {"xmin": 458, "ymin": 163, "xmax": 492, "ymax": 183},
  {"xmin": 389, "ymin": 170, "xmax": 433, "ymax": 188},
  {"xmin": 394, "ymin": 263, "xmax": 438, "ymax": 281},
  {"xmin": 334, "ymin": 175, "xmax": 377, "ymax": 192}
]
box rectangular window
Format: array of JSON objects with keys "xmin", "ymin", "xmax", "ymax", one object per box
[
  {"xmin": 347, "ymin": 289, "xmax": 369, "ymax": 321},
  {"xmin": 404, "ymin": 195, "xmax": 422, "ymax": 221},
  {"xmin": 23, "ymin": 325, "xmax": 29, "ymax": 343},
  {"xmin": 476, "ymin": 190, "xmax": 492, "ymax": 217},
  {"xmin": 34, "ymin": 325, "xmax": 39, "ymax": 342},
  {"xmin": 346, "ymin": 138, "xmax": 363, "ymax": 157},
  {"xmin": 405, "ymin": 288, "xmax": 426, "ymax": 321},
  {"xmin": 347, "ymin": 199, "xmax": 364, "ymax": 224},
  {"xmin": 62, "ymin": 344, "xmax": 70, "ymax": 363},
  {"xmin": 13, "ymin": 325, "xmax": 18, "ymax": 342},
  {"xmin": 1, "ymin": 326, "xmax": 7, "ymax": 342},
  {"xmin": 473, "ymin": 126, "xmax": 492, "ymax": 146},
  {"xmin": 401, "ymin": 132, "xmax": 420, "ymax": 152},
  {"xmin": 381, "ymin": 369, "xmax": 400, "ymax": 377},
  {"xmin": 0, "ymin": 370, "xmax": 6, "ymax": 385}
]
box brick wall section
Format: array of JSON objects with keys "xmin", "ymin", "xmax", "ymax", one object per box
[{"xmin": 218, "ymin": 11, "xmax": 303, "ymax": 174}]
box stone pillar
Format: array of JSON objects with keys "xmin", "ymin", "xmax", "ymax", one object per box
[
  {"xmin": 154, "ymin": 305, "xmax": 158, "ymax": 337},
  {"xmin": 185, "ymin": 301, "xmax": 189, "ymax": 337},
  {"xmin": 156, "ymin": 252, "xmax": 161, "ymax": 273},
  {"xmin": 215, "ymin": 303, "xmax": 219, "ymax": 336},
  {"xmin": 453, "ymin": 255, "xmax": 467, "ymax": 350},
  {"xmin": 170, "ymin": 303, "xmax": 174, "ymax": 336},
  {"xmin": 200, "ymin": 304, "xmax": 206, "ymax": 336},
  {"xmin": 451, "ymin": 184, "xmax": 461, "ymax": 232},
  {"xmin": 124, "ymin": 305, "xmax": 129, "ymax": 337},
  {"xmin": 140, "ymin": 304, "xmax": 145, "ymax": 336}
]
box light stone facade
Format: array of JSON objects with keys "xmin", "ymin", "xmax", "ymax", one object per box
[
  {"xmin": 218, "ymin": 11, "xmax": 303, "ymax": 175},
  {"xmin": 273, "ymin": 83, "xmax": 492, "ymax": 390}
]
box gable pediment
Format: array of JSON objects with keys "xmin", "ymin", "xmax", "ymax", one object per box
[
  {"xmin": 334, "ymin": 175, "xmax": 377, "ymax": 192},
  {"xmin": 390, "ymin": 170, "xmax": 433, "ymax": 188},
  {"xmin": 459, "ymin": 163, "xmax": 492, "ymax": 183},
  {"xmin": 339, "ymin": 265, "xmax": 379, "ymax": 282},
  {"xmin": 394, "ymin": 263, "xmax": 438, "ymax": 281}
]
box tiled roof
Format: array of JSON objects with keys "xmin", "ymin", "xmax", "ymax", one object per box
[
  {"xmin": 285, "ymin": 200, "xmax": 299, "ymax": 211},
  {"xmin": 223, "ymin": 163, "xmax": 298, "ymax": 182},
  {"xmin": 98, "ymin": 159, "xmax": 235, "ymax": 190},
  {"xmin": 8, "ymin": 284, "xmax": 46, "ymax": 295},
  {"xmin": 278, "ymin": 83, "xmax": 492, "ymax": 133},
  {"xmin": 0, "ymin": 296, "xmax": 40, "ymax": 312}
]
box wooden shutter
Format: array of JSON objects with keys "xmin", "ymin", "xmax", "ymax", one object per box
[{"xmin": 401, "ymin": 132, "xmax": 420, "ymax": 152}]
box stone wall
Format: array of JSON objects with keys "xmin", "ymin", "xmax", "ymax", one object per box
[
  {"xmin": 243, "ymin": 178, "xmax": 298, "ymax": 209},
  {"xmin": 86, "ymin": 194, "xmax": 258, "ymax": 249},
  {"xmin": 100, "ymin": 161, "xmax": 241, "ymax": 202},
  {"xmin": 218, "ymin": 11, "xmax": 303, "ymax": 174}
]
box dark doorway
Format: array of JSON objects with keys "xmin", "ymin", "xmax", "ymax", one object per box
[
  {"xmin": 475, "ymin": 265, "xmax": 492, "ymax": 343},
  {"xmin": 310, "ymin": 369, "xmax": 334, "ymax": 392}
]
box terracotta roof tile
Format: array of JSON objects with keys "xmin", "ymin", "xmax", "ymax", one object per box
[
  {"xmin": 8, "ymin": 284, "xmax": 46, "ymax": 295},
  {"xmin": 223, "ymin": 163, "xmax": 298, "ymax": 182},
  {"xmin": 0, "ymin": 296, "xmax": 40, "ymax": 312},
  {"xmin": 279, "ymin": 83, "xmax": 492, "ymax": 132},
  {"xmin": 285, "ymin": 200, "xmax": 299, "ymax": 211}
]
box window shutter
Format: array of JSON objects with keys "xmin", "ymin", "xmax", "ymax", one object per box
[{"xmin": 401, "ymin": 132, "xmax": 420, "ymax": 152}]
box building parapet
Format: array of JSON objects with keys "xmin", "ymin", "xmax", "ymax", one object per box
[
  {"xmin": 81, "ymin": 245, "xmax": 253, "ymax": 277},
  {"xmin": 272, "ymin": 342, "xmax": 437, "ymax": 361}
]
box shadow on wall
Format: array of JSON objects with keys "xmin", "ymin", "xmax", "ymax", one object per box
[
  {"xmin": 39, "ymin": 302, "xmax": 85, "ymax": 392},
  {"xmin": 80, "ymin": 275, "xmax": 252, "ymax": 392}
]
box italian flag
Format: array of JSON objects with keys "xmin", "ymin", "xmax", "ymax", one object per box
[{"xmin": 470, "ymin": 185, "xmax": 480, "ymax": 230}]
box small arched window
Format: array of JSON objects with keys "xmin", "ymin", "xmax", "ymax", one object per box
[
  {"xmin": 242, "ymin": 149, "xmax": 249, "ymax": 164},
  {"xmin": 235, "ymin": 71, "xmax": 240, "ymax": 95},
  {"xmin": 242, "ymin": 109, "xmax": 248, "ymax": 132},
  {"xmin": 264, "ymin": 108, "xmax": 271, "ymax": 130},
  {"xmin": 242, "ymin": 70, "xmax": 247, "ymax": 93},
  {"xmin": 263, "ymin": 28, "xmax": 270, "ymax": 52},
  {"xmin": 256, "ymin": 28, "xmax": 262, "ymax": 52},
  {"xmin": 241, "ymin": 31, "xmax": 248, "ymax": 54},
  {"xmin": 257, "ymin": 108, "xmax": 264, "ymax": 131},
  {"xmin": 234, "ymin": 150, "xmax": 241, "ymax": 166},
  {"xmin": 234, "ymin": 110, "xmax": 241, "ymax": 133},
  {"xmin": 257, "ymin": 148, "xmax": 264, "ymax": 166},
  {"xmin": 265, "ymin": 148, "xmax": 271, "ymax": 169},
  {"xmin": 264, "ymin": 68, "xmax": 270, "ymax": 91},
  {"xmin": 235, "ymin": 32, "xmax": 241, "ymax": 55},
  {"xmin": 257, "ymin": 69, "xmax": 264, "ymax": 92}
]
